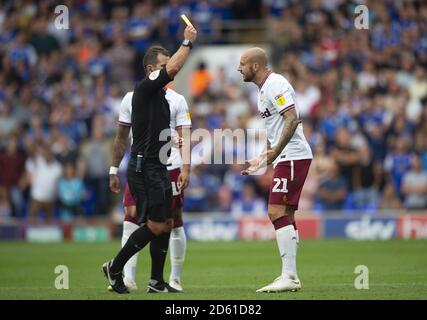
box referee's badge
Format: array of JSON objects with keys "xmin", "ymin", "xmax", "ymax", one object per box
[
  {"xmin": 275, "ymin": 93, "xmax": 286, "ymax": 107},
  {"xmin": 149, "ymin": 69, "xmax": 160, "ymax": 80}
]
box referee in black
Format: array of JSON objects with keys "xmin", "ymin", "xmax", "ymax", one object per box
[{"xmin": 103, "ymin": 25, "xmax": 197, "ymax": 294}]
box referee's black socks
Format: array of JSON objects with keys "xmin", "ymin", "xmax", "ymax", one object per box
[
  {"xmin": 150, "ymin": 232, "xmax": 171, "ymax": 283},
  {"xmin": 110, "ymin": 224, "xmax": 156, "ymax": 274}
]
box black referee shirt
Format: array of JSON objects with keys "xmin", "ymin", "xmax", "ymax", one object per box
[{"xmin": 131, "ymin": 68, "xmax": 172, "ymax": 165}]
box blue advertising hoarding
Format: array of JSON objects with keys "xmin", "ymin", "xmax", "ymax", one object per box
[
  {"xmin": 324, "ymin": 215, "xmax": 397, "ymax": 240},
  {"xmin": 184, "ymin": 219, "xmax": 239, "ymax": 241}
]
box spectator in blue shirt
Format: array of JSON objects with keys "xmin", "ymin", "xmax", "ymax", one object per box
[
  {"xmin": 87, "ymin": 42, "xmax": 110, "ymax": 78},
  {"xmin": 8, "ymin": 33, "xmax": 37, "ymax": 67},
  {"xmin": 231, "ymin": 182, "xmax": 267, "ymax": 217},
  {"xmin": 316, "ymin": 161, "xmax": 348, "ymax": 211},
  {"xmin": 372, "ymin": 22, "xmax": 401, "ymax": 50},
  {"xmin": 184, "ymin": 165, "xmax": 209, "ymax": 212},
  {"xmin": 224, "ymin": 163, "xmax": 250, "ymax": 200},
  {"xmin": 191, "ymin": 0, "xmax": 222, "ymax": 43},
  {"xmin": 102, "ymin": 6, "xmax": 129, "ymax": 45},
  {"xmin": 58, "ymin": 162, "xmax": 85, "ymax": 221},
  {"xmin": 127, "ymin": 2, "xmax": 154, "ymax": 53},
  {"xmin": 0, "ymin": 14, "xmax": 18, "ymax": 47},
  {"xmin": 212, "ymin": 0, "xmax": 234, "ymax": 21},
  {"xmin": 263, "ymin": 0, "xmax": 291, "ymax": 18},
  {"xmin": 159, "ymin": 0, "xmax": 191, "ymax": 47},
  {"xmin": 55, "ymin": 107, "xmax": 87, "ymax": 145},
  {"xmin": 319, "ymin": 102, "xmax": 352, "ymax": 148},
  {"xmin": 384, "ymin": 137, "xmax": 413, "ymax": 199}
]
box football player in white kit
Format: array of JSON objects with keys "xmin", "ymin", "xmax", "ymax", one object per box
[
  {"xmin": 238, "ymin": 47, "xmax": 313, "ymax": 292},
  {"xmin": 109, "ymin": 71, "xmax": 191, "ymax": 292}
]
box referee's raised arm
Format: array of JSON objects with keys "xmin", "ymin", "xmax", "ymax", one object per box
[
  {"xmin": 165, "ymin": 25, "xmax": 197, "ymax": 79},
  {"xmin": 135, "ymin": 26, "xmax": 197, "ymax": 94}
]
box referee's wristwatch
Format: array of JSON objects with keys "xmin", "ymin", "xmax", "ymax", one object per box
[{"xmin": 182, "ymin": 39, "xmax": 193, "ymax": 50}]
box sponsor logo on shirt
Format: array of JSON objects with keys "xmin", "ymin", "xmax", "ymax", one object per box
[{"xmin": 259, "ymin": 108, "xmax": 272, "ymax": 119}]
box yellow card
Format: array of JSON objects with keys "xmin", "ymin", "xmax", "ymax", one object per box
[{"xmin": 180, "ymin": 14, "xmax": 193, "ymax": 27}]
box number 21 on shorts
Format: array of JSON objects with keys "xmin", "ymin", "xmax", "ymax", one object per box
[{"xmin": 272, "ymin": 178, "xmax": 288, "ymax": 193}]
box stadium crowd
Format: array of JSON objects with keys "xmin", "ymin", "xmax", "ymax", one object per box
[{"xmin": 0, "ymin": 0, "xmax": 427, "ymax": 222}]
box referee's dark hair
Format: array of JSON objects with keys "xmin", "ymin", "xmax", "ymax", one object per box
[{"xmin": 143, "ymin": 45, "xmax": 170, "ymax": 75}]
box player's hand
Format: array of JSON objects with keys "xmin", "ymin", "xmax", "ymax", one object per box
[
  {"xmin": 178, "ymin": 169, "xmax": 190, "ymax": 190},
  {"xmin": 184, "ymin": 25, "xmax": 197, "ymax": 42},
  {"xmin": 109, "ymin": 174, "xmax": 121, "ymax": 193},
  {"xmin": 172, "ymin": 136, "xmax": 185, "ymax": 148},
  {"xmin": 241, "ymin": 152, "xmax": 267, "ymax": 175}
]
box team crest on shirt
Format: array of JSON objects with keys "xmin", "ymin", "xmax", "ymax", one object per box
[
  {"xmin": 275, "ymin": 93, "xmax": 286, "ymax": 106},
  {"xmin": 149, "ymin": 69, "xmax": 160, "ymax": 80}
]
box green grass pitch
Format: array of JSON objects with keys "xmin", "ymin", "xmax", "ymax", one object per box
[{"xmin": 0, "ymin": 240, "xmax": 426, "ymax": 300}]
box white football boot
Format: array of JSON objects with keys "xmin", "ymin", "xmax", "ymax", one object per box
[
  {"xmin": 256, "ymin": 274, "xmax": 301, "ymax": 293},
  {"xmin": 124, "ymin": 278, "xmax": 138, "ymax": 292},
  {"xmin": 169, "ymin": 278, "xmax": 183, "ymax": 292},
  {"xmin": 107, "ymin": 278, "xmax": 138, "ymax": 292}
]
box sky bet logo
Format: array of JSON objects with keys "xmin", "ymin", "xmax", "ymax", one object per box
[{"xmin": 259, "ymin": 108, "xmax": 272, "ymax": 119}]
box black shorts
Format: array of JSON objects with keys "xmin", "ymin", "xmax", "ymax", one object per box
[{"xmin": 127, "ymin": 157, "xmax": 172, "ymax": 224}]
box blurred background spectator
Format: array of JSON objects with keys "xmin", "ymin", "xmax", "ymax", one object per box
[
  {"xmin": 58, "ymin": 162, "xmax": 85, "ymax": 221},
  {"xmin": 0, "ymin": 0, "xmax": 426, "ymax": 223},
  {"xmin": 0, "ymin": 135, "xmax": 25, "ymax": 216},
  {"xmin": 401, "ymin": 154, "xmax": 427, "ymax": 210},
  {"xmin": 25, "ymin": 142, "xmax": 62, "ymax": 222},
  {"xmin": 315, "ymin": 161, "xmax": 348, "ymax": 211},
  {"xmin": 231, "ymin": 181, "xmax": 266, "ymax": 218}
]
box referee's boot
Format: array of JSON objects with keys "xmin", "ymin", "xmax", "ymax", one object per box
[
  {"xmin": 102, "ymin": 260, "xmax": 129, "ymax": 294},
  {"xmin": 147, "ymin": 279, "xmax": 182, "ymax": 293}
]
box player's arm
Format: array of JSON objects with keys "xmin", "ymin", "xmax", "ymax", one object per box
[
  {"xmin": 241, "ymin": 140, "xmax": 272, "ymax": 175},
  {"xmin": 135, "ymin": 26, "xmax": 197, "ymax": 96},
  {"xmin": 110, "ymin": 93, "xmax": 132, "ymax": 193},
  {"xmin": 165, "ymin": 25, "xmax": 197, "ymax": 79},
  {"xmin": 175, "ymin": 96, "xmax": 192, "ymax": 189},
  {"xmin": 266, "ymin": 107, "xmax": 299, "ymax": 165},
  {"xmin": 265, "ymin": 83, "xmax": 299, "ymax": 165},
  {"xmin": 176, "ymin": 126, "xmax": 191, "ymax": 189},
  {"xmin": 242, "ymin": 83, "xmax": 298, "ymax": 175},
  {"xmin": 109, "ymin": 124, "xmax": 130, "ymax": 193}
]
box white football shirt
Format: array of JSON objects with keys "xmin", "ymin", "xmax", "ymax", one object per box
[
  {"xmin": 257, "ymin": 72, "xmax": 313, "ymax": 164},
  {"xmin": 26, "ymin": 155, "xmax": 63, "ymax": 202},
  {"xmin": 118, "ymin": 88, "xmax": 192, "ymax": 171}
]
